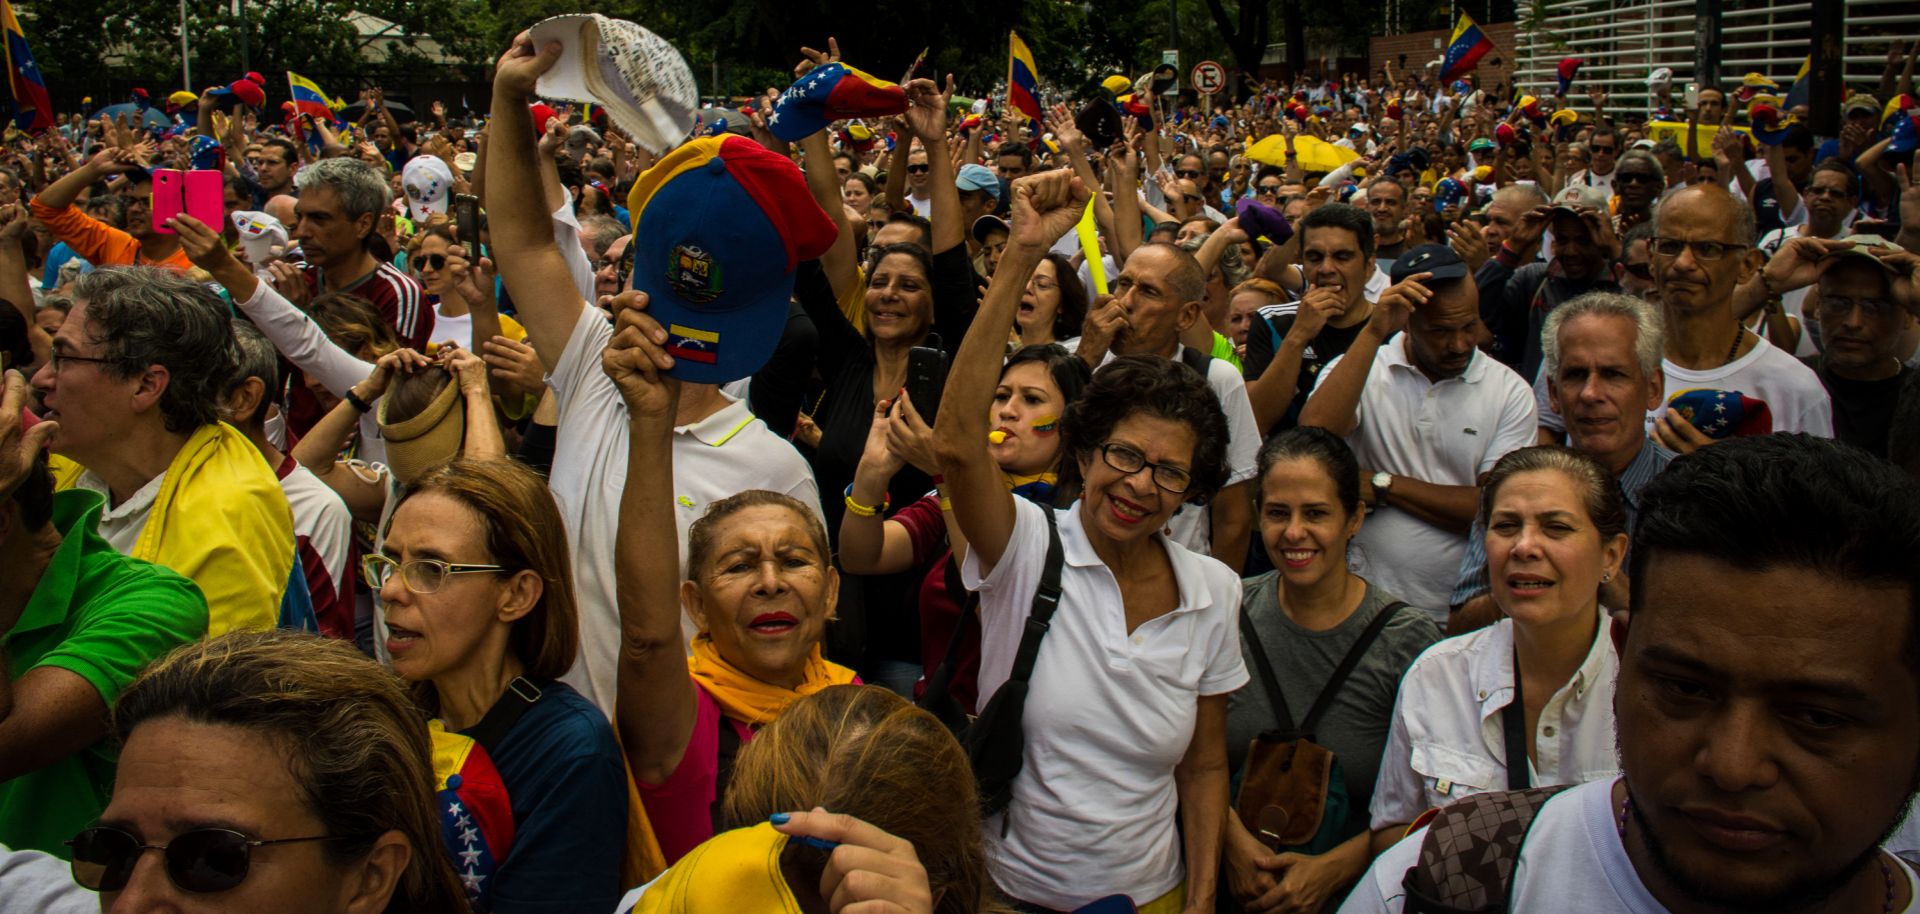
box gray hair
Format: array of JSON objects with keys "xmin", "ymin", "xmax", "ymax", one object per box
[
  {"xmin": 221, "ymin": 320, "xmax": 281, "ymax": 428},
  {"xmin": 1542, "ymin": 291, "xmax": 1664, "ymax": 381},
  {"xmin": 73, "ymin": 267, "xmax": 237, "ymax": 434},
  {"xmin": 1492, "ymin": 183, "xmax": 1549, "ymax": 209},
  {"xmin": 1656, "ymin": 185, "xmax": 1756, "ymax": 246},
  {"xmin": 293, "ymin": 157, "xmax": 391, "ymax": 221},
  {"xmin": 1617, "ymin": 149, "xmax": 1665, "ymax": 184}
]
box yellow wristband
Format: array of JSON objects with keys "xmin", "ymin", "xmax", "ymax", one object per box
[
  {"xmin": 843, "ymin": 487, "xmax": 887, "ymax": 518},
  {"xmin": 939, "ymin": 497, "xmax": 953, "ymax": 512}
]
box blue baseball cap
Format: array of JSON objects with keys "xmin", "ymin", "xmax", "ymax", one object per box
[
  {"xmin": 956, "ymin": 163, "xmax": 1001, "ymax": 201},
  {"xmin": 625, "ymin": 135, "xmax": 838, "ymax": 384}
]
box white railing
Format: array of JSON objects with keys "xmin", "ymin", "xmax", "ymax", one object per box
[{"xmin": 1512, "ymin": 0, "xmax": 1920, "ymax": 116}]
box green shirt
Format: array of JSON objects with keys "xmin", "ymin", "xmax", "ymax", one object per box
[{"xmin": 0, "ymin": 488, "xmax": 207, "ymax": 857}]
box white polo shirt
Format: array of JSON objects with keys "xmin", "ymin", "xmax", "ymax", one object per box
[
  {"xmin": 1312, "ymin": 336, "xmax": 1537, "ymax": 618},
  {"xmin": 1369, "ymin": 611, "xmax": 1619, "ymax": 831},
  {"xmin": 1343, "ymin": 778, "xmax": 1920, "ymax": 914},
  {"xmin": 546, "ymin": 308, "xmax": 824, "ymax": 718},
  {"xmin": 961, "ymin": 498, "xmax": 1249, "ymax": 911}
]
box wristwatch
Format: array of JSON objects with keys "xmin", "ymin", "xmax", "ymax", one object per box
[{"xmin": 1371, "ymin": 471, "xmax": 1394, "ymax": 503}]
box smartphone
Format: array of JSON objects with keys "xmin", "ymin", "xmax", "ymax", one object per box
[
  {"xmin": 150, "ymin": 170, "xmax": 224, "ymax": 234},
  {"xmin": 1685, "ymin": 82, "xmax": 1699, "ymax": 110},
  {"xmin": 454, "ymin": 193, "xmax": 480, "ymax": 245},
  {"xmin": 903, "ymin": 345, "xmax": 947, "ymax": 428}
]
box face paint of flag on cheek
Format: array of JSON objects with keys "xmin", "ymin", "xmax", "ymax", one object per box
[{"xmin": 1030, "ymin": 416, "xmax": 1060, "ymax": 436}]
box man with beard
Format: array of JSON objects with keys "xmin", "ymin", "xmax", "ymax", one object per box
[
  {"xmin": 1300, "ymin": 245, "xmax": 1537, "ymax": 621},
  {"xmin": 1340, "ymin": 433, "xmax": 1920, "ymax": 914}
]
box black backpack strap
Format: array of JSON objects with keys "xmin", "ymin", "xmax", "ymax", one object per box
[
  {"xmin": 710, "ymin": 710, "xmax": 744, "ymax": 835},
  {"xmin": 1239, "ymin": 607, "xmax": 1298, "ymax": 736},
  {"xmin": 1503, "ymin": 650, "xmax": 1530, "ymax": 790},
  {"xmin": 462, "ymin": 676, "xmax": 543, "ymax": 753},
  {"xmin": 1298, "ymin": 601, "xmax": 1406, "ymax": 736},
  {"xmin": 1177, "ymin": 344, "xmax": 1213, "ymax": 379},
  {"xmin": 1400, "ymin": 785, "xmax": 1572, "ymax": 914},
  {"xmin": 1004, "ymin": 508, "xmax": 1065, "ymax": 685}
]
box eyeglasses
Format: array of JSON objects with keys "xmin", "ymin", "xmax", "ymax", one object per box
[
  {"xmin": 49, "ymin": 350, "xmax": 114, "ymax": 372},
  {"xmin": 905, "ymin": 164, "xmax": 930, "ymax": 174},
  {"xmin": 361, "ymin": 553, "xmax": 508, "ymax": 595},
  {"xmin": 1651, "ymin": 237, "xmax": 1746, "ymax": 261},
  {"xmin": 1615, "ymin": 172, "xmax": 1661, "ymax": 185},
  {"xmin": 1175, "ymin": 168, "xmax": 1203, "ymax": 178},
  {"xmin": 1099, "ymin": 442, "xmax": 1193, "ymax": 494},
  {"xmin": 1257, "ymin": 184, "xmax": 1282, "ymax": 195},
  {"xmin": 67, "ymin": 825, "xmax": 344, "ymax": 893},
  {"xmin": 1590, "ymin": 144, "xmax": 1618, "ymax": 154},
  {"xmin": 418, "ymin": 253, "xmax": 447, "ymax": 271},
  {"xmin": 1815, "ymin": 296, "xmax": 1898, "ymax": 320}
]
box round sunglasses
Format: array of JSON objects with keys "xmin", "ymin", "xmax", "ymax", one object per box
[{"xmin": 67, "ymin": 825, "xmax": 347, "ymax": 893}]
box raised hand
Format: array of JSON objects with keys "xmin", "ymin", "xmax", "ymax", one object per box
[
  {"xmin": 167, "ymin": 213, "xmax": 242, "ymax": 276},
  {"xmin": 0, "ymin": 370, "xmax": 56, "ymax": 501},
  {"xmin": 1371, "ymin": 272, "xmax": 1433, "ymax": 338},
  {"xmin": 901, "ymin": 75, "xmax": 953, "ymax": 142},
  {"xmin": 1007, "ymin": 170, "xmax": 1092, "ymax": 251},
  {"xmin": 267, "ymin": 259, "xmax": 312, "ymax": 309},
  {"xmin": 495, "ymin": 30, "xmax": 563, "ymax": 102},
  {"xmin": 480, "ymin": 335, "xmax": 545, "ymax": 401},
  {"xmin": 600, "ymin": 289, "xmax": 680, "ymax": 418},
  {"xmin": 794, "ymin": 36, "xmax": 840, "ymax": 80},
  {"xmin": 439, "ymin": 345, "xmax": 491, "ymax": 398},
  {"xmin": 362, "ymin": 348, "xmax": 434, "ymax": 400}
]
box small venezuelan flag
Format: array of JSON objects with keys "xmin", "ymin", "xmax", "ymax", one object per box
[
  {"xmin": 1008, "ymin": 30, "xmax": 1042, "ymax": 123},
  {"xmin": 0, "ymin": 0, "xmax": 52, "ymax": 133},
  {"xmin": 1783, "ymin": 57, "xmax": 1811, "ymax": 111},
  {"xmin": 1439, "ymin": 12, "xmax": 1494, "ymax": 84},
  {"xmin": 287, "ymin": 71, "xmax": 340, "ymax": 124},
  {"xmin": 667, "ymin": 324, "xmax": 720, "ymax": 365}
]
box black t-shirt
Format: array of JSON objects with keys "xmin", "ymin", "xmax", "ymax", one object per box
[
  {"xmin": 1754, "ymin": 177, "xmax": 1788, "ymax": 236},
  {"xmin": 1805, "ymin": 356, "xmax": 1916, "ymax": 458},
  {"xmin": 1242, "ymin": 303, "xmax": 1371, "ymax": 435}
]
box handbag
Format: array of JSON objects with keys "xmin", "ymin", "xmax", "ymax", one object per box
[
  {"xmin": 1235, "ymin": 600, "xmax": 1405, "ymax": 853},
  {"xmin": 920, "ymin": 506, "xmax": 1065, "ymax": 819}
]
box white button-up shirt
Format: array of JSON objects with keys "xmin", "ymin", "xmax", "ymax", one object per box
[{"xmin": 1369, "ymin": 611, "xmax": 1618, "ymax": 830}]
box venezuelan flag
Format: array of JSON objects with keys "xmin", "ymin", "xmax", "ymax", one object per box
[
  {"xmin": 1008, "ymin": 30, "xmax": 1042, "ymax": 123},
  {"xmin": 287, "ymin": 71, "xmax": 340, "ymax": 123},
  {"xmin": 1783, "ymin": 57, "xmax": 1811, "ymax": 111},
  {"xmin": 1439, "ymin": 11, "xmax": 1493, "ymax": 84},
  {"xmin": 0, "ymin": 1, "xmax": 52, "ymax": 133}
]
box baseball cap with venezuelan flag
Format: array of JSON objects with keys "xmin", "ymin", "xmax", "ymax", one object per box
[{"xmin": 625, "ymin": 135, "xmax": 837, "ymax": 384}]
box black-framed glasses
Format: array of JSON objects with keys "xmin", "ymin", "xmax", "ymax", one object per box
[
  {"xmin": 67, "ymin": 825, "xmax": 343, "ymax": 893},
  {"xmin": 1815, "ymin": 296, "xmax": 1898, "ymax": 320},
  {"xmin": 1099, "ymin": 442, "xmax": 1193, "ymax": 494},
  {"xmin": 49, "ymin": 350, "xmax": 114, "ymax": 372},
  {"xmin": 905, "ymin": 163, "xmax": 930, "ymax": 174},
  {"xmin": 1651, "ymin": 237, "xmax": 1746, "ymax": 261},
  {"xmin": 361, "ymin": 553, "xmax": 508, "ymax": 595}
]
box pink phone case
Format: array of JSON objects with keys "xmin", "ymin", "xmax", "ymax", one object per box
[
  {"xmin": 183, "ymin": 170, "xmax": 225, "ymax": 228},
  {"xmin": 150, "ymin": 169, "xmax": 184, "ymax": 234}
]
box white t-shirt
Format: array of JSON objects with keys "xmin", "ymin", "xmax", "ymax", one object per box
[
  {"xmin": 428, "ymin": 305, "xmax": 473, "ymax": 351},
  {"xmin": 961, "ymin": 498, "xmax": 1249, "ymax": 911},
  {"xmin": 1370, "ymin": 612, "xmax": 1620, "ymax": 830},
  {"xmin": 1650, "ymin": 333, "xmax": 1834, "ymax": 438},
  {"xmin": 544, "ymin": 308, "xmax": 824, "ymax": 717},
  {"xmin": 1092, "ymin": 345, "xmax": 1261, "ymax": 556},
  {"xmin": 1311, "ymin": 338, "xmax": 1538, "ymax": 618},
  {"xmin": 0, "ymin": 845, "xmax": 93, "ymax": 914},
  {"xmin": 1342, "ymin": 778, "xmax": 1920, "ymax": 914}
]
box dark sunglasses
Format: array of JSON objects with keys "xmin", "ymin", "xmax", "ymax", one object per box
[
  {"xmin": 1615, "ymin": 172, "xmax": 1661, "ymax": 185},
  {"xmin": 1174, "ymin": 168, "xmax": 1202, "ymax": 178},
  {"xmin": 1590, "ymin": 144, "xmax": 1617, "ymax": 154},
  {"xmin": 1257, "ymin": 184, "xmax": 1282, "ymax": 195},
  {"xmin": 67, "ymin": 825, "xmax": 344, "ymax": 893},
  {"xmin": 418, "ymin": 253, "xmax": 447, "ymax": 271},
  {"xmin": 905, "ymin": 163, "xmax": 930, "ymax": 174}
]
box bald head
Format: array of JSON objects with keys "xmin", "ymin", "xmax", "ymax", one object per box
[
  {"xmin": 1656, "ymin": 184, "xmax": 1755, "ymax": 247},
  {"xmin": 264, "ymin": 195, "xmax": 298, "ymax": 229}
]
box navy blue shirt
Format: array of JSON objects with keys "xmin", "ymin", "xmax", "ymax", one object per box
[{"xmin": 462, "ymin": 679, "xmax": 626, "ymax": 913}]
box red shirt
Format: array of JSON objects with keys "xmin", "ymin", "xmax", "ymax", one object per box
[
  {"xmin": 283, "ymin": 260, "xmax": 430, "ymax": 440},
  {"xmin": 893, "ymin": 494, "xmax": 982, "ymax": 713}
]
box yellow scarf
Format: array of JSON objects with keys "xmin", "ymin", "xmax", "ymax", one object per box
[{"xmin": 686, "ymin": 634, "xmax": 858, "ymax": 728}]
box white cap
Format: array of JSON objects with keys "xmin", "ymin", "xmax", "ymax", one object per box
[
  {"xmin": 1645, "ymin": 67, "xmax": 1673, "ymax": 89},
  {"xmin": 401, "ymin": 155, "xmax": 455, "ymax": 224},
  {"xmin": 530, "ymin": 14, "xmax": 698, "ymax": 155},
  {"xmin": 230, "ymin": 210, "xmax": 288, "ymax": 265}
]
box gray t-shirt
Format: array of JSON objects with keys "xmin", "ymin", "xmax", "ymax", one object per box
[{"xmin": 1226, "ymin": 573, "xmax": 1442, "ymax": 840}]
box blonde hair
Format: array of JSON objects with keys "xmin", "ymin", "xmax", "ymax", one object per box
[
  {"xmin": 721, "ymin": 685, "xmax": 992, "ymax": 914},
  {"xmin": 112, "ymin": 631, "xmax": 469, "ymax": 914}
]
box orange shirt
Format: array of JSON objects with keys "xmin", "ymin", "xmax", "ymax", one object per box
[{"xmin": 28, "ymin": 199, "xmax": 194, "ymax": 271}]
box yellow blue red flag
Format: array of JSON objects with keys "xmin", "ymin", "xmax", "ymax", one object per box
[
  {"xmin": 1, "ymin": 1, "xmax": 52, "ymax": 133},
  {"xmin": 1008, "ymin": 31, "xmax": 1042, "ymax": 122},
  {"xmin": 1439, "ymin": 12, "xmax": 1494, "ymax": 83}
]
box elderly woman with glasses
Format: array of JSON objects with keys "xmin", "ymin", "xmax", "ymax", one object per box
[
  {"xmin": 362, "ymin": 457, "xmax": 628, "ymax": 912},
  {"xmin": 934, "ymin": 170, "xmax": 1248, "ymax": 912}
]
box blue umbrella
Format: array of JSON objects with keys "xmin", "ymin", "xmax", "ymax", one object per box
[{"xmin": 89, "ymin": 104, "xmax": 171, "ymax": 129}]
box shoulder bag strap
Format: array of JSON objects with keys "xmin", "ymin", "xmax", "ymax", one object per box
[
  {"xmin": 1239, "ymin": 606, "xmax": 1297, "ymax": 734},
  {"xmin": 463, "ymin": 676, "xmax": 543, "ymax": 753},
  {"xmin": 1297, "ymin": 601, "xmax": 1406, "ymax": 737},
  {"xmin": 1503, "ymin": 649, "xmax": 1531, "ymax": 790},
  {"xmin": 710, "ymin": 709, "xmax": 745, "ymax": 834},
  {"xmin": 1002, "ymin": 508, "xmax": 1065, "ymax": 686}
]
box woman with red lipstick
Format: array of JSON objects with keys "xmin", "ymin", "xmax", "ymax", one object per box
[
  {"xmin": 369, "ymin": 457, "xmax": 628, "ymax": 911},
  {"xmin": 933, "ymin": 170, "xmax": 1245, "ymax": 912},
  {"xmin": 602, "ymin": 290, "xmax": 859, "ymax": 872},
  {"xmin": 838, "ymin": 343, "xmax": 1090, "ymax": 712},
  {"xmin": 1369, "ymin": 446, "xmax": 1628, "ymax": 847},
  {"xmin": 1220, "ymin": 427, "xmax": 1441, "ymax": 912}
]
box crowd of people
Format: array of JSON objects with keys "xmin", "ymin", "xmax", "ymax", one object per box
[{"xmin": 1, "ymin": 19, "xmax": 1919, "ymax": 914}]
